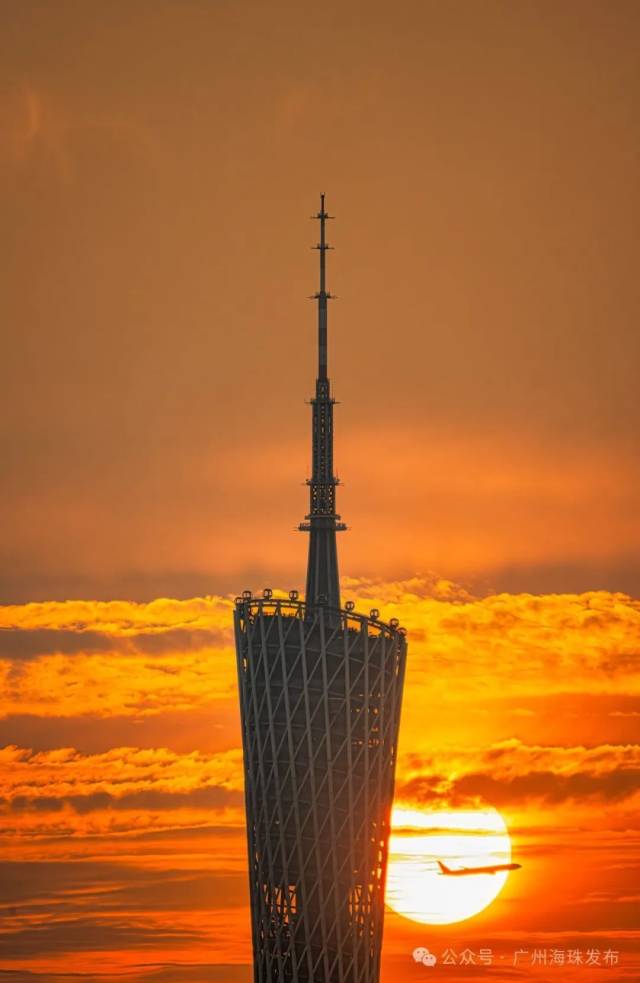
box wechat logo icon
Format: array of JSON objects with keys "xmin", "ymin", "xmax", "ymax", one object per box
[{"xmin": 413, "ymin": 947, "xmax": 437, "ymax": 967}]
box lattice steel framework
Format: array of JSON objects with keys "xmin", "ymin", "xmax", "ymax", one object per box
[{"xmin": 234, "ymin": 596, "xmax": 407, "ymax": 983}]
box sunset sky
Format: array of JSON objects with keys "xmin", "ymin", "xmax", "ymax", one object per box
[{"xmin": 1, "ymin": 1, "xmax": 639, "ymax": 980}]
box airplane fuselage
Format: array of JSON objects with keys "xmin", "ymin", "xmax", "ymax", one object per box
[{"xmin": 437, "ymin": 860, "xmax": 521, "ymax": 876}]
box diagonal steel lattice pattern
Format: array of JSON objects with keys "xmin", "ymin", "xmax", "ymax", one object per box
[{"xmin": 234, "ymin": 596, "xmax": 408, "ymax": 983}]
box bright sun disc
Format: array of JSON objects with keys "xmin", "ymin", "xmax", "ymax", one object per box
[{"xmin": 386, "ymin": 807, "xmax": 512, "ymax": 925}]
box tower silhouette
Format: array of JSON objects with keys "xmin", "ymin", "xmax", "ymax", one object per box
[{"xmin": 234, "ymin": 197, "xmax": 408, "ymax": 983}]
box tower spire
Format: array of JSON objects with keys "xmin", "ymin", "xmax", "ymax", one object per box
[
  {"xmin": 299, "ymin": 194, "xmax": 346, "ymax": 614},
  {"xmin": 316, "ymin": 192, "xmax": 331, "ymax": 379}
]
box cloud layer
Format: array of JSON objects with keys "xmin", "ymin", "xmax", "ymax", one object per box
[{"xmin": 1, "ymin": 581, "xmax": 638, "ymax": 978}]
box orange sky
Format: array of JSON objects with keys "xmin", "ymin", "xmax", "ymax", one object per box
[
  {"xmin": 1, "ymin": 0, "xmax": 640, "ymax": 602},
  {"xmin": 1, "ymin": 1, "xmax": 639, "ymax": 980}
]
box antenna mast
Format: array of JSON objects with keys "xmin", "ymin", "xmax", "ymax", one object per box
[{"xmin": 299, "ymin": 194, "xmax": 346, "ymax": 613}]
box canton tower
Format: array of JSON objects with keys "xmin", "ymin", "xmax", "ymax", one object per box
[{"xmin": 234, "ymin": 196, "xmax": 408, "ymax": 983}]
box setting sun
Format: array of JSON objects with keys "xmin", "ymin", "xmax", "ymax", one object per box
[{"xmin": 386, "ymin": 807, "xmax": 514, "ymax": 925}]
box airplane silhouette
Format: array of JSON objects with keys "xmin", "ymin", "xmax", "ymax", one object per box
[{"xmin": 437, "ymin": 859, "xmax": 521, "ymax": 876}]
